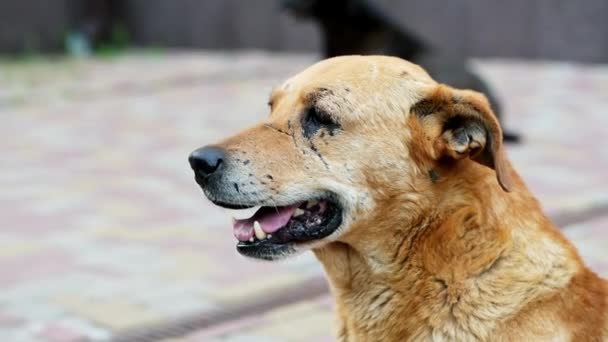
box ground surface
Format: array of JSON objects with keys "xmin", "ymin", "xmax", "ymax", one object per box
[{"xmin": 0, "ymin": 51, "xmax": 607, "ymax": 341}]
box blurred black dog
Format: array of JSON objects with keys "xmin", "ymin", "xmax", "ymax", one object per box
[{"xmin": 283, "ymin": 0, "xmax": 519, "ymax": 142}]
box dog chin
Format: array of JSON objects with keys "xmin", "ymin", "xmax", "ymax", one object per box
[{"xmin": 236, "ymin": 241, "xmax": 302, "ymax": 261}]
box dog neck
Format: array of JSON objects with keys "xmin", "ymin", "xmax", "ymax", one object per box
[
  {"xmin": 315, "ymin": 162, "xmax": 520, "ymax": 286},
  {"xmin": 312, "ymin": 162, "xmax": 583, "ymax": 340}
]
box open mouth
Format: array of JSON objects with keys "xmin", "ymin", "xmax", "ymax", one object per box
[{"xmin": 221, "ymin": 197, "xmax": 343, "ymax": 260}]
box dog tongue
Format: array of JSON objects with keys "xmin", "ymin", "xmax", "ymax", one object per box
[{"xmin": 232, "ymin": 204, "xmax": 301, "ymax": 241}]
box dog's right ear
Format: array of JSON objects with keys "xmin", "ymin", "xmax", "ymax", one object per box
[{"xmin": 410, "ymin": 84, "xmax": 513, "ymax": 192}]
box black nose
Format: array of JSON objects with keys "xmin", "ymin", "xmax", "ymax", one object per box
[{"xmin": 189, "ymin": 146, "xmax": 225, "ymax": 177}]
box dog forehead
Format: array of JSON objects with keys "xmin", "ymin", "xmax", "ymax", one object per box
[
  {"xmin": 268, "ymin": 56, "xmax": 435, "ymax": 122},
  {"xmin": 273, "ymin": 56, "xmax": 434, "ymax": 107},
  {"xmin": 285, "ymin": 55, "xmax": 431, "ymax": 87}
]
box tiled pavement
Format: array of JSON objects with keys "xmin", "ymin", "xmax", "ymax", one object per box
[{"xmin": 0, "ymin": 51, "xmax": 607, "ymax": 341}]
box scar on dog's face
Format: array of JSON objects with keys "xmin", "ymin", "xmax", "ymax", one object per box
[{"xmin": 189, "ymin": 56, "xmax": 511, "ymax": 260}]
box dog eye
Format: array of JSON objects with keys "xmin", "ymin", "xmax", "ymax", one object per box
[
  {"xmin": 308, "ymin": 107, "xmax": 335, "ymax": 126},
  {"xmin": 302, "ymin": 106, "xmax": 340, "ymax": 139}
]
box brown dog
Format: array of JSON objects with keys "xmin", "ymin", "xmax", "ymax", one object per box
[{"xmin": 189, "ymin": 56, "xmax": 607, "ymax": 341}]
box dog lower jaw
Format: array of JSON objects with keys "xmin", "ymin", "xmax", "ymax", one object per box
[{"xmin": 236, "ymin": 227, "xmax": 347, "ymax": 261}]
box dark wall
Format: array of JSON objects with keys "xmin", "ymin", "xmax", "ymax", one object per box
[
  {"xmin": 0, "ymin": 0, "xmax": 72, "ymax": 53},
  {"xmin": 376, "ymin": 0, "xmax": 608, "ymax": 62},
  {"xmin": 1, "ymin": 0, "xmax": 607, "ymax": 63},
  {"xmin": 124, "ymin": 0, "xmax": 319, "ymax": 52}
]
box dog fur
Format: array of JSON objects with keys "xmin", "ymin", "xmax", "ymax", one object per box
[{"xmin": 199, "ymin": 56, "xmax": 607, "ymax": 341}]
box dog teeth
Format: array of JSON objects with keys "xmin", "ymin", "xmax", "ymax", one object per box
[
  {"xmin": 306, "ymin": 200, "xmax": 318, "ymax": 209},
  {"xmin": 249, "ymin": 237, "xmax": 255, "ymax": 242},
  {"xmin": 254, "ymin": 221, "xmax": 266, "ymax": 240},
  {"xmin": 293, "ymin": 208, "xmax": 305, "ymax": 217}
]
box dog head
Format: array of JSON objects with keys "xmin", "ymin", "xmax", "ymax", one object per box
[{"xmin": 189, "ymin": 56, "xmax": 512, "ymax": 261}]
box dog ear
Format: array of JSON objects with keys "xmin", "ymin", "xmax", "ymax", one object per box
[{"xmin": 411, "ymin": 84, "xmax": 512, "ymax": 192}]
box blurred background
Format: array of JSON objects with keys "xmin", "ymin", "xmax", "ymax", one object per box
[
  {"xmin": 1, "ymin": 1, "xmax": 607, "ymax": 341},
  {"xmin": 1, "ymin": 0, "xmax": 608, "ymax": 61}
]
